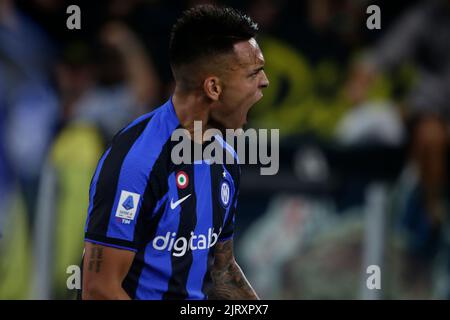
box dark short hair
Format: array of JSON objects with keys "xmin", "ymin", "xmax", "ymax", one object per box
[{"xmin": 169, "ymin": 5, "xmax": 258, "ymax": 71}]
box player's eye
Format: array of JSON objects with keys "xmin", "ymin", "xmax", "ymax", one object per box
[{"xmin": 249, "ymin": 67, "xmax": 264, "ymax": 78}]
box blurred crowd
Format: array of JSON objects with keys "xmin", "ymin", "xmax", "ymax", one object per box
[{"xmin": 0, "ymin": 0, "xmax": 449, "ymax": 299}]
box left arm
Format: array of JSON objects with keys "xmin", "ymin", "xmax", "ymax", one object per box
[{"xmin": 208, "ymin": 239, "xmax": 259, "ymax": 300}]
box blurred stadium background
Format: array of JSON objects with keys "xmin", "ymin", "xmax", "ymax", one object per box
[{"xmin": 0, "ymin": 0, "xmax": 449, "ymax": 299}]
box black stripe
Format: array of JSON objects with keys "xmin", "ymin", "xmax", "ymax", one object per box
[
  {"xmin": 122, "ymin": 199, "xmax": 167, "ymax": 298},
  {"xmin": 134, "ymin": 138, "xmax": 174, "ymax": 247},
  {"xmin": 163, "ymin": 165, "xmax": 197, "ymax": 300},
  {"xmin": 122, "ymin": 139, "xmax": 173, "ymax": 298},
  {"xmin": 122, "ymin": 249, "xmax": 145, "ymax": 299},
  {"xmin": 86, "ymin": 116, "xmax": 152, "ymax": 238}
]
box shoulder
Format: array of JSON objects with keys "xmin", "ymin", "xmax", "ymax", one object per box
[{"xmin": 109, "ymin": 100, "xmax": 180, "ymax": 162}]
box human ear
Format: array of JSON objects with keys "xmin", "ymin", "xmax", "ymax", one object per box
[{"xmin": 203, "ymin": 76, "xmax": 222, "ymax": 101}]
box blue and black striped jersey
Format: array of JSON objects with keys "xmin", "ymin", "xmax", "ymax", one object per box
[{"xmin": 83, "ymin": 97, "xmax": 240, "ymax": 300}]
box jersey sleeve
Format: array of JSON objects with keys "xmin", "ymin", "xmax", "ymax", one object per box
[{"xmin": 84, "ymin": 121, "xmax": 161, "ymax": 252}]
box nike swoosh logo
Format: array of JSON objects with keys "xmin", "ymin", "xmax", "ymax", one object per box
[{"xmin": 170, "ymin": 194, "xmax": 191, "ymax": 210}]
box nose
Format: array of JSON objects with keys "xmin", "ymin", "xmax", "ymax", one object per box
[{"xmin": 259, "ymin": 71, "xmax": 269, "ymax": 89}]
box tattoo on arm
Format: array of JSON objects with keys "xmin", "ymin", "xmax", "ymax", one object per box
[
  {"xmin": 87, "ymin": 245, "xmax": 104, "ymax": 273},
  {"xmin": 208, "ymin": 240, "xmax": 259, "ymax": 300}
]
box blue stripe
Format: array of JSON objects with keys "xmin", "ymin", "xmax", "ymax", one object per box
[
  {"xmin": 106, "ymin": 98, "xmax": 179, "ymax": 242},
  {"xmin": 153, "ymin": 192, "xmax": 169, "ymax": 216},
  {"xmin": 135, "ymin": 172, "xmax": 179, "ymax": 299},
  {"xmin": 85, "ymin": 148, "xmax": 111, "ymax": 232},
  {"xmin": 186, "ymin": 161, "xmax": 212, "ymax": 300}
]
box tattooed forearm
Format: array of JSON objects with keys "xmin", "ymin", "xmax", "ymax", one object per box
[
  {"xmin": 208, "ymin": 240, "xmax": 259, "ymax": 300},
  {"xmin": 82, "ymin": 242, "xmax": 133, "ymax": 300},
  {"xmin": 209, "ymin": 260, "xmax": 259, "ymax": 299},
  {"xmin": 87, "ymin": 245, "xmax": 104, "ymax": 273}
]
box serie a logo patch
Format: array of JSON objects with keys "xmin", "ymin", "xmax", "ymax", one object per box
[{"xmin": 115, "ymin": 190, "xmax": 141, "ymax": 221}]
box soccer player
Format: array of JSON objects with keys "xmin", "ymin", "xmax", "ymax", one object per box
[{"xmin": 81, "ymin": 5, "xmax": 269, "ymax": 300}]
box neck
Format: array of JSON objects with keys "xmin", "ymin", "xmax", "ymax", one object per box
[{"xmin": 172, "ymin": 87, "xmax": 212, "ymax": 143}]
